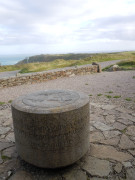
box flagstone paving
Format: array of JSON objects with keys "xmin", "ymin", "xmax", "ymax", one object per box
[{"xmin": 0, "ymin": 99, "xmax": 135, "ymax": 180}]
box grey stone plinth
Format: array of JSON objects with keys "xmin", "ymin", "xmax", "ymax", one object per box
[{"xmin": 11, "ymin": 90, "xmax": 90, "ymax": 168}]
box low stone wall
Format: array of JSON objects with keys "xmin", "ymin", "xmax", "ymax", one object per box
[{"xmin": 0, "ymin": 64, "xmax": 100, "ymax": 88}]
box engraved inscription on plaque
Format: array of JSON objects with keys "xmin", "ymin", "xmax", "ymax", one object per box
[{"xmin": 22, "ymin": 90, "xmax": 80, "ymax": 108}]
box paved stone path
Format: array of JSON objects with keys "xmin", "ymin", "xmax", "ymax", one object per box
[{"xmin": 0, "ymin": 97, "xmax": 135, "ymax": 179}]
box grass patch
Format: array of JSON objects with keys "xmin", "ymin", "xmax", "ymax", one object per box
[
  {"xmin": 125, "ymin": 98, "xmax": 132, "ymax": 101},
  {"xmin": 0, "ymin": 101, "xmax": 5, "ymax": 105},
  {"xmin": 106, "ymin": 91, "xmax": 113, "ymax": 93},
  {"xmin": 97, "ymin": 94, "xmax": 102, "ymax": 96},
  {"xmin": 113, "ymin": 96, "xmax": 121, "ymax": 98},
  {"xmin": 133, "ymin": 76, "xmax": 135, "ymax": 79},
  {"xmin": 0, "ymin": 51, "xmax": 135, "ymax": 73},
  {"xmin": 105, "ymin": 95, "xmax": 112, "ymax": 98},
  {"xmin": 1, "ymin": 155, "xmax": 11, "ymax": 160},
  {"xmin": 120, "ymin": 128, "xmax": 127, "ymax": 134},
  {"xmin": 89, "ymin": 94, "xmax": 92, "ymax": 96},
  {"xmin": 117, "ymin": 59, "xmax": 135, "ymax": 67},
  {"xmin": 8, "ymin": 100, "xmax": 12, "ymax": 103},
  {"xmin": 102, "ymin": 65, "xmax": 112, "ymax": 71},
  {"xmin": 103, "ymin": 59, "xmax": 135, "ymax": 71},
  {"xmin": 117, "ymin": 60, "xmax": 135, "ymax": 70},
  {"xmin": 19, "ymin": 68, "xmax": 30, "ymax": 73}
]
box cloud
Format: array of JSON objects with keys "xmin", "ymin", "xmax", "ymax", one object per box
[
  {"xmin": 0, "ymin": 0, "xmax": 135, "ymax": 54},
  {"xmin": 75, "ymin": 14, "xmax": 135, "ymax": 42}
]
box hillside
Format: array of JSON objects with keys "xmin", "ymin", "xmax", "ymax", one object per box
[
  {"xmin": 0, "ymin": 51, "xmax": 134, "ymax": 73},
  {"xmin": 16, "ymin": 53, "xmax": 94, "ymax": 64}
]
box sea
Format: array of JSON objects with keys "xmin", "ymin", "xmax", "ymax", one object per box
[{"xmin": 0, "ymin": 54, "xmax": 33, "ymax": 65}]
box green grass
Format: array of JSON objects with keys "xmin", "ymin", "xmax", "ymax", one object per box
[
  {"xmin": 117, "ymin": 60, "xmax": 135, "ymax": 70},
  {"xmin": 89, "ymin": 94, "xmax": 92, "ymax": 96},
  {"xmin": 106, "ymin": 91, "xmax": 113, "ymax": 93},
  {"xmin": 1, "ymin": 155, "xmax": 11, "ymax": 160},
  {"xmin": 8, "ymin": 100, "xmax": 12, "ymax": 103},
  {"xmin": 102, "ymin": 65, "xmax": 113, "ymax": 71},
  {"xmin": 133, "ymin": 76, "xmax": 135, "ymax": 79},
  {"xmin": 105, "ymin": 95, "xmax": 112, "ymax": 98},
  {"xmin": 0, "ymin": 51, "xmax": 135, "ymax": 74},
  {"xmin": 103, "ymin": 59, "xmax": 135, "ymax": 71},
  {"xmin": 113, "ymin": 95, "xmax": 121, "ymax": 98},
  {"xmin": 125, "ymin": 98, "xmax": 132, "ymax": 101},
  {"xmin": 120, "ymin": 128, "xmax": 127, "ymax": 134},
  {"xmin": 97, "ymin": 94, "xmax": 102, "ymax": 96},
  {"xmin": 0, "ymin": 101, "xmax": 5, "ymax": 105},
  {"xmin": 117, "ymin": 59, "xmax": 135, "ymax": 67}
]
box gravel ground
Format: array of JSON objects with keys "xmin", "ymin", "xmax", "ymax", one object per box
[
  {"xmin": 0, "ymin": 70, "xmax": 135, "ymax": 110},
  {"xmin": 0, "ymin": 59, "xmax": 122, "ymax": 78}
]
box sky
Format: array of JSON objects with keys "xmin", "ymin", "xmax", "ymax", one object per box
[{"xmin": 0, "ymin": 0, "xmax": 135, "ymax": 55}]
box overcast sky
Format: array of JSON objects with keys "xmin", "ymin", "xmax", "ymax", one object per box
[{"xmin": 0, "ymin": 0, "xmax": 135, "ymax": 55}]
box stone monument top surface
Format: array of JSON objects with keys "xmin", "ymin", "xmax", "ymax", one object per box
[
  {"xmin": 12, "ymin": 89, "xmax": 89, "ymax": 114},
  {"xmin": 23, "ymin": 90, "xmax": 80, "ymax": 108}
]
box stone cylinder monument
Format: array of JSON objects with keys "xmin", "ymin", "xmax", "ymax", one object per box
[{"xmin": 11, "ymin": 90, "xmax": 90, "ymax": 168}]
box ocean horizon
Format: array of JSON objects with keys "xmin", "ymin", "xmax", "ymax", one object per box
[{"xmin": 0, "ymin": 54, "xmax": 34, "ymax": 65}]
